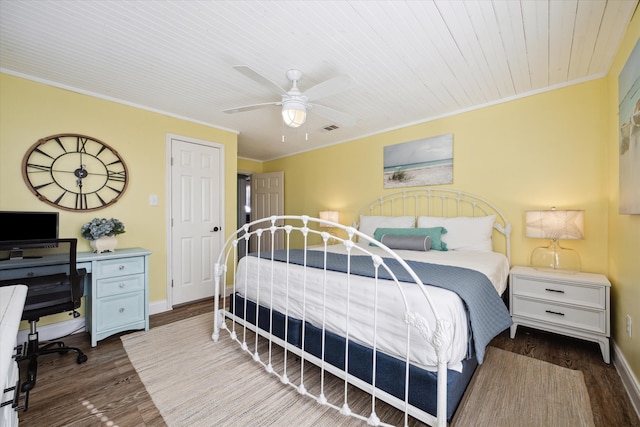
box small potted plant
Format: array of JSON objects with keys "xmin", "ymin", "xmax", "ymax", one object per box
[{"xmin": 81, "ymin": 218, "xmax": 125, "ymax": 253}]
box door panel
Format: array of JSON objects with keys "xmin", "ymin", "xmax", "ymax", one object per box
[
  {"xmin": 170, "ymin": 138, "xmax": 222, "ymax": 305},
  {"xmin": 251, "ymin": 171, "xmax": 284, "ymax": 252}
]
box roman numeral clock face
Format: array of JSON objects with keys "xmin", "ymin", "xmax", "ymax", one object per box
[{"xmin": 22, "ymin": 134, "xmax": 128, "ymax": 211}]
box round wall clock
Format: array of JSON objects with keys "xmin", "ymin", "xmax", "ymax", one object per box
[{"xmin": 22, "ymin": 133, "xmax": 129, "ymax": 211}]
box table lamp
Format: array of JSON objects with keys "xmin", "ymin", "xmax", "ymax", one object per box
[
  {"xmin": 319, "ymin": 210, "xmax": 340, "ymax": 242},
  {"xmin": 319, "ymin": 210, "xmax": 340, "ymax": 227},
  {"xmin": 525, "ymin": 208, "xmax": 584, "ymax": 272}
]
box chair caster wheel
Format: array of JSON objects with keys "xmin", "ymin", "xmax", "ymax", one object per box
[{"xmin": 77, "ymin": 354, "xmax": 88, "ymax": 364}]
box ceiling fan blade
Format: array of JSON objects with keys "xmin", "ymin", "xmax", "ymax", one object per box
[
  {"xmin": 303, "ymin": 75, "xmax": 353, "ymax": 101},
  {"xmin": 222, "ymin": 102, "xmax": 280, "ymax": 114},
  {"xmin": 233, "ymin": 65, "xmax": 288, "ymax": 96},
  {"xmin": 309, "ymin": 103, "xmax": 356, "ymax": 126}
]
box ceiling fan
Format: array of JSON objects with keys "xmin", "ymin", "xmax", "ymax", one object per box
[{"xmin": 223, "ymin": 65, "xmax": 356, "ymax": 128}]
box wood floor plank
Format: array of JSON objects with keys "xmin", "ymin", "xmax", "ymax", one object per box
[{"xmin": 14, "ymin": 299, "xmax": 639, "ymax": 426}]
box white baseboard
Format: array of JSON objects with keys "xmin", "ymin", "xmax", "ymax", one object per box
[
  {"xmin": 17, "ymin": 301, "xmax": 170, "ymax": 344},
  {"xmin": 24, "ymin": 303, "xmax": 637, "ymax": 421},
  {"xmin": 149, "ymin": 299, "xmax": 170, "ymax": 315},
  {"xmin": 17, "ymin": 317, "xmax": 86, "ymax": 344},
  {"xmin": 18, "ymin": 291, "xmax": 230, "ymax": 344},
  {"xmin": 613, "ymin": 340, "xmax": 640, "ymax": 419}
]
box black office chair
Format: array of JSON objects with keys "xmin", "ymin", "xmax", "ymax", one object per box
[{"xmin": 0, "ymin": 238, "xmax": 88, "ymax": 398}]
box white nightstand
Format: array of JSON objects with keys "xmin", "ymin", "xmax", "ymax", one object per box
[{"xmin": 509, "ymin": 266, "xmax": 611, "ymax": 363}]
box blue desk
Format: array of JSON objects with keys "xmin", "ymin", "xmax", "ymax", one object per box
[{"xmin": 0, "ymin": 248, "xmax": 151, "ymax": 347}]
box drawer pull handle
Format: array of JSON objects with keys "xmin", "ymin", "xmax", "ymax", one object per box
[
  {"xmin": 545, "ymin": 288, "xmax": 565, "ymax": 293},
  {"xmin": 119, "ymin": 308, "xmax": 125, "ymax": 313},
  {"xmin": 119, "ymin": 283, "xmax": 125, "ymax": 288},
  {"xmin": 119, "ymin": 265, "xmax": 125, "ymax": 270},
  {"xmin": 545, "ymin": 310, "xmax": 565, "ymax": 316}
]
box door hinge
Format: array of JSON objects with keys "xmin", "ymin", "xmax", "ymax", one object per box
[
  {"xmin": 170, "ymin": 157, "xmax": 174, "ymax": 166},
  {"xmin": 171, "ymin": 280, "xmax": 174, "ymax": 288}
]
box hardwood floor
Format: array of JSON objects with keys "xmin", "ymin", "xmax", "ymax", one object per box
[
  {"xmin": 15, "ymin": 300, "xmax": 639, "ymax": 426},
  {"xmin": 491, "ymin": 327, "xmax": 639, "ymax": 427},
  {"xmin": 16, "ymin": 300, "xmax": 213, "ymax": 427}
]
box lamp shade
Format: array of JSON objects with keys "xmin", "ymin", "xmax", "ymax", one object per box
[
  {"xmin": 282, "ymin": 100, "xmax": 307, "ymax": 128},
  {"xmin": 319, "ymin": 210, "xmax": 339, "ymax": 227},
  {"xmin": 525, "ymin": 209, "xmax": 584, "ymax": 240}
]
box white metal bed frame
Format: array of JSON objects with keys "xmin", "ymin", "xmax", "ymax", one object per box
[
  {"xmin": 212, "ymin": 188, "xmax": 511, "ymax": 427},
  {"xmin": 353, "ymin": 188, "xmax": 512, "ymax": 263}
]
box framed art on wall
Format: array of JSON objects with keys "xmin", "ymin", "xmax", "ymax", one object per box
[
  {"xmin": 383, "ymin": 133, "xmax": 453, "ymax": 188},
  {"xmin": 619, "ymin": 40, "xmax": 640, "ymax": 215}
]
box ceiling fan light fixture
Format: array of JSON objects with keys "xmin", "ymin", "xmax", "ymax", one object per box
[{"xmin": 282, "ymin": 100, "xmax": 307, "ymax": 128}]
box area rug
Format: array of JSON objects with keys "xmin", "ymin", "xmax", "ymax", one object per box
[
  {"xmin": 122, "ymin": 314, "xmax": 595, "ymax": 426},
  {"xmin": 452, "ymin": 346, "xmax": 595, "ymax": 427},
  {"xmin": 121, "ymin": 313, "xmax": 371, "ymax": 426}
]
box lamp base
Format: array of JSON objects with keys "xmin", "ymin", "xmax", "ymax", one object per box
[{"xmin": 530, "ymin": 240, "xmax": 581, "ymax": 272}]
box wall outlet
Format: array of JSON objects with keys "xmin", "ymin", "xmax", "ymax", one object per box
[{"xmin": 627, "ymin": 314, "xmax": 633, "ymax": 338}]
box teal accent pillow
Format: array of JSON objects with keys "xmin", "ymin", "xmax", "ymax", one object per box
[{"xmin": 372, "ymin": 227, "xmax": 448, "ymax": 251}]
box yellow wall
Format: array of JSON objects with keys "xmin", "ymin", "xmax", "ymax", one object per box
[
  {"xmin": 263, "ymin": 20, "xmax": 640, "ymax": 382},
  {"xmin": 0, "ymin": 74, "xmax": 238, "ymax": 324},
  {"xmin": 1, "ymin": 17, "xmax": 637, "ymax": 382},
  {"xmin": 606, "ymin": 13, "xmax": 640, "ymax": 379},
  {"xmin": 238, "ymin": 157, "xmax": 263, "ymax": 174},
  {"xmin": 266, "ymin": 79, "xmax": 608, "ymax": 273}
]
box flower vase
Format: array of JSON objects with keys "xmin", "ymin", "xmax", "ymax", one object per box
[{"xmin": 91, "ymin": 236, "xmax": 118, "ymax": 253}]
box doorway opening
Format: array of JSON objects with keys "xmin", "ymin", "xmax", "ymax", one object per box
[{"xmin": 237, "ymin": 173, "xmax": 251, "ymax": 256}]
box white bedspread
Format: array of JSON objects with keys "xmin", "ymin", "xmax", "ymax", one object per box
[{"xmin": 233, "ymin": 245, "xmax": 509, "ymax": 373}]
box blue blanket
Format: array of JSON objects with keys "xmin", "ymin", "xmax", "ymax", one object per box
[{"xmin": 251, "ymin": 250, "xmax": 512, "ymax": 364}]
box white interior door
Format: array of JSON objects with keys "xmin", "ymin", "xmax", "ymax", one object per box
[
  {"xmin": 251, "ymin": 171, "xmax": 284, "ymax": 251},
  {"xmin": 170, "ymin": 136, "xmax": 224, "ymax": 306}
]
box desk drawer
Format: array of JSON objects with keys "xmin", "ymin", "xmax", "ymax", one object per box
[
  {"xmin": 97, "ymin": 274, "xmax": 144, "ymax": 298},
  {"xmin": 512, "ymin": 296, "xmax": 606, "ymax": 334},
  {"xmin": 96, "ymin": 292, "xmax": 144, "ymax": 331},
  {"xmin": 95, "ymin": 257, "xmax": 144, "ymax": 278},
  {"xmin": 0, "ymin": 264, "xmax": 68, "ymax": 281}
]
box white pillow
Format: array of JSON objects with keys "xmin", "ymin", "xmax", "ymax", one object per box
[
  {"xmin": 417, "ymin": 215, "xmax": 496, "ymax": 252},
  {"xmin": 358, "ymin": 215, "xmax": 415, "ymax": 239}
]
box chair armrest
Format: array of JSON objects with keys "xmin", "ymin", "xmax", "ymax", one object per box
[{"xmin": 71, "ymin": 268, "xmax": 87, "ymax": 302}]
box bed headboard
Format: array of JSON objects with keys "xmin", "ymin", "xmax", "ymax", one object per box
[{"xmin": 353, "ymin": 188, "xmax": 512, "ymax": 262}]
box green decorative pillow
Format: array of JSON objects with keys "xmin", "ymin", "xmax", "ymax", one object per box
[{"xmin": 372, "ymin": 227, "xmax": 448, "ymax": 251}]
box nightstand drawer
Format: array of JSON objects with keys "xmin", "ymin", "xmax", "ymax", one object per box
[
  {"xmin": 512, "ymin": 296, "xmax": 607, "ymax": 334},
  {"xmin": 512, "ymin": 276, "xmax": 605, "ymax": 309},
  {"xmin": 95, "ymin": 292, "xmax": 145, "ymax": 331},
  {"xmin": 96, "ymin": 273, "xmax": 145, "ymax": 298},
  {"xmin": 95, "ymin": 256, "xmax": 144, "ymax": 278}
]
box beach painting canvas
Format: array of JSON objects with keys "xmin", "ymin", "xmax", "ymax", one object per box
[
  {"xmin": 384, "ymin": 134, "xmax": 453, "ymax": 188},
  {"xmin": 619, "ymin": 39, "xmax": 640, "ymax": 214}
]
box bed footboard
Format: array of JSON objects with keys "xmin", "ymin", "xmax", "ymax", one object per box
[{"xmin": 213, "ymin": 215, "xmax": 457, "ymax": 427}]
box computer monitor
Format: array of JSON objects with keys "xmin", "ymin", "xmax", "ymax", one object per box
[{"xmin": 0, "ymin": 211, "xmax": 59, "ymax": 260}]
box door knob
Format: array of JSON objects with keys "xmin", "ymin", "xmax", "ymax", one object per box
[{"xmin": 211, "ymin": 226, "xmax": 220, "ymax": 232}]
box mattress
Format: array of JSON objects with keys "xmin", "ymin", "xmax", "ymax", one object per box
[{"xmin": 234, "ymin": 244, "xmax": 509, "ymax": 373}]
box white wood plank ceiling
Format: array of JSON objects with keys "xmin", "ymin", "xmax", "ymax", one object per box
[{"xmin": 1, "ymin": 0, "xmax": 637, "ymax": 161}]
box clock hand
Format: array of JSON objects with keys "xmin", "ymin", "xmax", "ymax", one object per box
[{"xmin": 74, "ymin": 164, "xmax": 88, "ymax": 187}]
